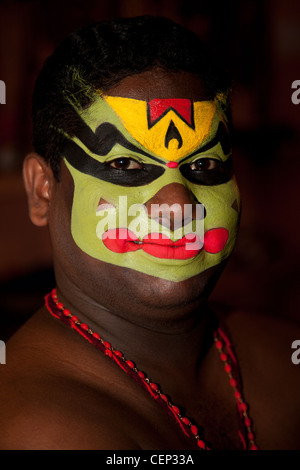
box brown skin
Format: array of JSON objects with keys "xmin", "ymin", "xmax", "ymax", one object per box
[{"xmin": 0, "ymin": 70, "xmax": 299, "ymax": 450}]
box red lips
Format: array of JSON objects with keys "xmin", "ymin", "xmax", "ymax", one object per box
[{"xmin": 102, "ymin": 228, "xmax": 228, "ymax": 259}]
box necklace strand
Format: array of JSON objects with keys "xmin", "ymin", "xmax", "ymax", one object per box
[{"xmin": 45, "ymin": 288, "xmax": 258, "ymax": 450}]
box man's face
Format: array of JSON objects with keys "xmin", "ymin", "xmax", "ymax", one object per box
[{"xmin": 60, "ymin": 70, "xmax": 240, "ymax": 285}]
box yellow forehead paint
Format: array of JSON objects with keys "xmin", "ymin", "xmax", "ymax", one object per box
[{"xmin": 103, "ymin": 96, "xmax": 216, "ymax": 161}]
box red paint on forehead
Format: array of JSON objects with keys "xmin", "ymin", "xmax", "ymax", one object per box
[{"xmin": 148, "ymin": 99, "xmax": 193, "ymax": 126}]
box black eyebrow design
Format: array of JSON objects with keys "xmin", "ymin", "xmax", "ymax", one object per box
[
  {"xmin": 179, "ymin": 121, "xmax": 231, "ymax": 164},
  {"xmin": 62, "ymin": 134, "xmax": 165, "ymax": 187},
  {"xmin": 65, "ymin": 104, "xmax": 164, "ymax": 164}
]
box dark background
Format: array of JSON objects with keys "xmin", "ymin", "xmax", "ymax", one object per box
[{"xmin": 0, "ymin": 0, "xmax": 299, "ymax": 340}]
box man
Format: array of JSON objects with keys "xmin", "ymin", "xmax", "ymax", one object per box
[{"xmin": 0, "ymin": 16, "xmax": 299, "ymax": 450}]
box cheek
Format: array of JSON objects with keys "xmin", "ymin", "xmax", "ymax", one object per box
[
  {"xmin": 67, "ymin": 168, "xmax": 151, "ymax": 261},
  {"xmin": 69, "ymin": 165, "xmax": 171, "ymax": 243},
  {"xmin": 191, "ymin": 178, "xmax": 240, "ymax": 240},
  {"xmin": 70, "ymin": 176, "xmax": 107, "ymax": 257}
]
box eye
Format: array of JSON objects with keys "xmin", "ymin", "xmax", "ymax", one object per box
[
  {"xmin": 109, "ymin": 157, "xmax": 143, "ymax": 170},
  {"xmin": 190, "ymin": 158, "xmax": 220, "ymax": 171}
]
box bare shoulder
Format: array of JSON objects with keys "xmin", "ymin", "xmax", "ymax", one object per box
[
  {"xmin": 0, "ymin": 307, "xmax": 182, "ymax": 450},
  {"xmin": 216, "ymin": 306, "xmax": 300, "ymax": 449},
  {"xmin": 0, "ymin": 309, "xmax": 139, "ymax": 450},
  {"xmin": 0, "ymin": 372, "xmax": 138, "ymax": 450}
]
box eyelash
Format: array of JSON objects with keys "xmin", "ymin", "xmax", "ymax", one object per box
[
  {"xmin": 108, "ymin": 157, "xmax": 143, "ymax": 170},
  {"xmin": 189, "ymin": 157, "xmax": 221, "ymax": 171}
]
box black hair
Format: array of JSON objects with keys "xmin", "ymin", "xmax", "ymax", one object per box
[{"xmin": 32, "ymin": 15, "xmax": 232, "ymax": 179}]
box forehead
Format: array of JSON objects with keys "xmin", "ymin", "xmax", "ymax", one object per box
[
  {"xmin": 106, "ymin": 68, "xmax": 209, "ymax": 101},
  {"xmin": 101, "ymin": 96, "xmax": 217, "ymax": 161},
  {"xmin": 83, "ymin": 70, "xmax": 224, "ymax": 163}
]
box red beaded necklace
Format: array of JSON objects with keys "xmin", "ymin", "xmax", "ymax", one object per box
[{"xmin": 45, "ymin": 288, "xmax": 258, "ymax": 450}]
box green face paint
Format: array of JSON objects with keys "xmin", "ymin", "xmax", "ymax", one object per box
[{"xmin": 62, "ymin": 95, "xmax": 240, "ymax": 282}]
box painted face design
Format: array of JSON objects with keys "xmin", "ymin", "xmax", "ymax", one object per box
[{"xmin": 61, "ymin": 93, "xmax": 240, "ymax": 282}]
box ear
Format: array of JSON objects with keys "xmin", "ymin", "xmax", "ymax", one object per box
[{"xmin": 23, "ymin": 153, "xmax": 54, "ymax": 227}]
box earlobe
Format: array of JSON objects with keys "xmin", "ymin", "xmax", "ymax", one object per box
[{"xmin": 23, "ymin": 153, "xmax": 54, "ymax": 227}]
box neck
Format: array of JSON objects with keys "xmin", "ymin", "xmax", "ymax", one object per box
[{"xmin": 53, "ymin": 268, "xmax": 217, "ymax": 386}]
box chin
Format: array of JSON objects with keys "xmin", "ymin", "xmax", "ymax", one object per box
[
  {"xmin": 63, "ymin": 245, "xmax": 228, "ymax": 324},
  {"xmin": 116, "ymin": 261, "xmax": 227, "ymax": 312}
]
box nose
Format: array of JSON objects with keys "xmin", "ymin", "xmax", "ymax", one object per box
[{"xmin": 145, "ymin": 183, "xmax": 203, "ymax": 231}]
